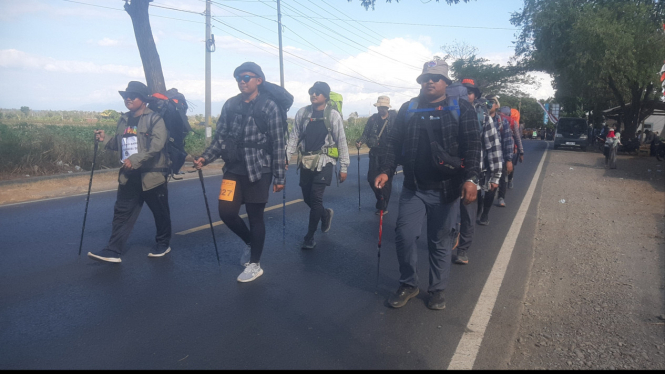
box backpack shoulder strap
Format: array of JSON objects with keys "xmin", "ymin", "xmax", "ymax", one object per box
[
  {"xmin": 404, "ymin": 98, "xmax": 420, "ymax": 124},
  {"xmin": 251, "ymin": 93, "xmax": 270, "ymax": 134},
  {"xmin": 444, "ymin": 96, "xmax": 460, "ymax": 125}
]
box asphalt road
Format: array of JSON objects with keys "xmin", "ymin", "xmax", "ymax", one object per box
[{"xmin": 0, "ymin": 140, "xmax": 549, "ymax": 369}]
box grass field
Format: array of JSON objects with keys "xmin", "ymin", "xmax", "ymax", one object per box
[{"xmin": 0, "ymin": 118, "xmax": 367, "ymax": 179}]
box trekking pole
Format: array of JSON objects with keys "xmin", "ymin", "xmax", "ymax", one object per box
[
  {"xmin": 282, "ymin": 188, "xmax": 286, "ymax": 244},
  {"xmin": 197, "ymin": 168, "xmax": 221, "ymax": 267},
  {"xmin": 357, "ymin": 146, "xmax": 361, "ymax": 210},
  {"xmin": 78, "ymin": 137, "xmax": 99, "ymax": 256},
  {"xmin": 376, "ymin": 197, "xmax": 385, "ymax": 292}
]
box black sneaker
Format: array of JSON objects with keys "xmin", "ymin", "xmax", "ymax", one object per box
[
  {"xmin": 453, "ymin": 249, "xmax": 468, "ymax": 265},
  {"xmin": 477, "ymin": 213, "xmax": 489, "ymax": 226},
  {"xmin": 388, "ymin": 284, "xmax": 419, "ymax": 308},
  {"xmin": 321, "ymin": 208, "xmax": 334, "ymax": 233},
  {"xmin": 427, "ymin": 290, "xmax": 446, "ymax": 310},
  {"xmin": 88, "ymin": 249, "xmax": 121, "ymax": 263},
  {"xmin": 301, "ymin": 237, "xmax": 316, "ymax": 250}
]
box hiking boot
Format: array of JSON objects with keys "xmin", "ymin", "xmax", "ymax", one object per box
[
  {"xmin": 427, "ymin": 290, "xmax": 446, "ymax": 310},
  {"xmin": 241, "ymin": 244, "xmax": 251, "ymax": 267},
  {"xmin": 148, "ymin": 247, "xmax": 171, "ymax": 258},
  {"xmin": 497, "ymin": 197, "xmax": 506, "ymax": 207},
  {"xmin": 88, "ymin": 249, "xmax": 121, "ymax": 263},
  {"xmin": 301, "ymin": 237, "xmax": 316, "ymax": 250},
  {"xmin": 453, "ymin": 249, "xmax": 469, "ymax": 265},
  {"xmin": 375, "ymin": 209, "xmax": 389, "ymax": 215},
  {"xmin": 237, "ymin": 263, "xmax": 263, "ymax": 283},
  {"xmin": 477, "ymin": 213, "xmax": 489, "ymax": 226},
  {"xmin": 321, "ymin": 208, "xmax": 334, "ymax": 233},
  {"xmin": 388, "ymin": 284, "xmax": 419, "ymax": 308}
]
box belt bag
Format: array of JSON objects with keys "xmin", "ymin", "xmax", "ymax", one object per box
[
  {"xmin": 299, "ymin": 150, "xmax": 321, "ymax": 171},
  {"xmin": 325, "ymin": 146, "xmax": 339, "ymax": 159},
  {"xmin": 220, "ymin": 141, "xmax": 241, "ymax": 164},
  {"xmin": 425, "ymin": 115, "xmax": 463, "ymax": 177}
]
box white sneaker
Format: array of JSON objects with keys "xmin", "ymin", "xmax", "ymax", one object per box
[
  {"xmin": 241, "ymin": 244, "xmax": 251, "ymax": 267},
  {"xmin": 148, "ymin": 247, "xmax": 171, "ymax": 258},
  {"xmin": 237, "ymin": 263, "xmax": 263, "ymax": 283}
]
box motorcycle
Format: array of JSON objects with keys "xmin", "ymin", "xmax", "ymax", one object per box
[{"xmin": 656, "ymin": 142, "xmax": 665, "ymax": 161}]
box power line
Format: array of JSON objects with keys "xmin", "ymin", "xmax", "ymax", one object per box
[
  {"xmin": 211, "ymin": 17, "xmax": 416, "ymax": 90},
  {"xmin": 63, "ymin": 0, "xmax": 205, "ymax": 23},
  {"xmin": 288, "ymin": 0, "xmax": 421, "ymax": 70}
]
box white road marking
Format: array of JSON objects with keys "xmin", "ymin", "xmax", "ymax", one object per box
[
  {"xmin": 447, "ymin": 146, "xmax": 548, "ymax": 370},
  {"xmin": 176, "ymin": 199, "xmax": 304, "ymax": 235}
]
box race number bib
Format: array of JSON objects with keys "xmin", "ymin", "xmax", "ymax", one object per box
[
  {"xmin": 219, "ymin": 179, "xmax": 236, "ymax": 201},
  {"xmin": 121, "ymin": 136, "xmax": 138, "ymax": 162}
]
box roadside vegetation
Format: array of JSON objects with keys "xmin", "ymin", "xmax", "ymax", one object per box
[{"xmin": 0, "ymin": 108, "xmax": 367, "ymax": 180}]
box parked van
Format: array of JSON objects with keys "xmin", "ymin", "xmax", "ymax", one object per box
[{"xmin": 554, "ymin": 117, "xmax": 588, "ymax": 151}]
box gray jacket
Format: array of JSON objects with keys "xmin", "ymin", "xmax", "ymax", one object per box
[{"xmin": 105, "ymin": 107, "xmax": 169, "ymax": 191}]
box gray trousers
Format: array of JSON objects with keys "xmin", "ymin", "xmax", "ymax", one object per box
[
  {"xmin": 395, "ymin": 187, "xmax": 460, "ymax": 293},
  {"xmin": 457, "ymin": 197, "xmax": 477, "ymax": 252}
]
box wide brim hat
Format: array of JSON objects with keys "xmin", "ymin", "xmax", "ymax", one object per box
[
  {"xmin": 373, "ymin": 95, "xmax": 391, "ymax": 108},
  {"xmin": 416, "ymin": 59, "xmax": 452, "ymax": 85},
  {"xmin": 118, "ymin": 81, "xmax": 150, "ymax": 101},
  {"xmin": 461, "ymin": 78, "xmax": 482, "ymax": 98}
]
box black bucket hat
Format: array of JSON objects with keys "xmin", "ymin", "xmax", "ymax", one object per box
[
  {"xmin": 233, "ymin": 62, "xmax": 265, "ymax": 80},
  {"xmin": 308, "ymin": 81, "xmax": 331, "ymax": 99},
  {"xmin": 119, "ymin": 81, "xmax": 150, "ymax": 101}
]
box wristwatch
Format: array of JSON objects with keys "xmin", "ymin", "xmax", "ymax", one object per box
[{"xmin": 465, "ymin": 176, "xmax": 479, "ymax": 185}]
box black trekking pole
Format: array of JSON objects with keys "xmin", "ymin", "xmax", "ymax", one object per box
[
  {"xmin": 357, "ymin": 146, "xmax": 361, "ymax": 210},
  {"xmin": 376, "ymin": 197, "xmax": 385, "ymax": 292},
  {"xmin": 78, "ymin": 137, "xmax": 99, "ymax": 256},
  {"xmin": 197, "ymin": 168, "xmax": 221, "ymax": 267}
]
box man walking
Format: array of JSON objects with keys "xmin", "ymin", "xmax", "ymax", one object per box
[
  {"xmin": 88, "ymin": 81, "xmax": 171, "ymax": 263},
  {"xmin": 286, "ymin": 81, "xmax": 350, "ymax": 250},
  {"xmin": 477, "ymin": 95, "xmax": 514, "ymax": 225},
  {"xmin": 496, "ymin": 106, "xmax": 524, "ymax": 207},
  {"xmin": 356, "ymin": 96, "xmax": 397, "ymax": 214},
  {"xmin": 375, "ymin": 59, "xmax": 481, "ymax": 310},
  {"xmin": 193, "ymin": 62, "xmax": 286, "ymax": 283},
  {"xmin": 453, "ymin": 79, "xmax": 503, "ymax": 265}
]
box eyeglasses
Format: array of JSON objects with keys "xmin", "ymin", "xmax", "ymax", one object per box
[
  {"xmin": 235, "ymin": 74, "xmax": 257, "ymax": 83},
  {"xmin": 308, "ymin": 90, "xmax": 323, "ymax": 96},
  {"xmin": 418, "ymin": 74, "xmax": 446, "ymax": 84}
]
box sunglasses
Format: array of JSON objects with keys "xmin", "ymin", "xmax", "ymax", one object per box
[
  {"xmin": 418, "ymin": 74, "xmax": 446, "ymax": 84},
  {"xmin": 235, "ymin": 74, "xmax": 257, "ymax": 83},
  {"xmin": 123, "ymin": 93, "xmax": 141, "ymax": 101},
  {"xmin": 308, "ymin": 90, "xmax": 323, "ymax": 96}
]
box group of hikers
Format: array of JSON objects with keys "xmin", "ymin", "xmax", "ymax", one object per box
[{"xmin": 88, "ymin": 59, "xmax": 526, "ymax": 310}]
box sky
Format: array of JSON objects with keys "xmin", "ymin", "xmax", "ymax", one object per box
[{"xmin": 0, "ymin": 0, "xmax": 554, "ymax": 117}]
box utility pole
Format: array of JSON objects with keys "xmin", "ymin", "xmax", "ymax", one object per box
[
  {"xmin": 205, "ymin": 0, "xmax": 213, "ymax": 146},
  {"xmin": 276, "ymin": 0, "xmax": 286, "ymax": 244}
]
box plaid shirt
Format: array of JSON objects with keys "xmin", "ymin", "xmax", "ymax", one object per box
[
  {"xmin": 478, "ymin": 108, "xmax": 503, "ymax": 185},
  {"xmin": 380, "ymin": 97, "xmax": 481, "ymax": 204},
  {"xmin": 512, "ymin": 122, "xmax": 524, "ymax": 155},
  {"xmin": 286, "ymin": 104, "xmax": 350, "ymax": 173},
  {"xmin": 201, "ymin": 93, "xmax": 286, "ymax": 185},
  {"xmin": 492, "ymin": 113, "xmax": 515, "ymax": 162}
]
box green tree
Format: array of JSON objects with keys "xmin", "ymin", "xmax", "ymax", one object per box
[
  {"xmin": 352, "ymin": 0, "xmax": 472, "ymax": 10},
  {"xmin": 20, "ymin": 106, "xmax": 30, "ymax": 118},
  {"xmin": 511, "ymin": 0, "xmax": 665, "ymax": 137},
  {"xmin": 99, "ymin": 109, "xmax": 121, "ymax": 121}
]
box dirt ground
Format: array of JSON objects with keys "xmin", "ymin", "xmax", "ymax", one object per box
[{"xmin": 509, "ymin": 148, "xmax": 665, "ymax": 370}]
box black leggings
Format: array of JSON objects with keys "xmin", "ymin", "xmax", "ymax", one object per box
[{"xmin": 218, "ymin": 200, "xmax": 266, "ymax": 264}]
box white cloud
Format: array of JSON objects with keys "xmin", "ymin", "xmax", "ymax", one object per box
[
  {"xmin": 0, "ymin": 49, "xmax": 144, "ymax": 78},
  {"xmin": 98, "ymin": 38, "xmax": 119, "ymax": 47}
]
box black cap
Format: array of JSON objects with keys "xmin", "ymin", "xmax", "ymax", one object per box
[
  {"xmin": 308, "ymin": 81, "xmax": 331, "ymax": 99},
  {"xmin": 118, "ymin": 81, "xmax": 150, "ymax": 101},
  {"xmin": 233, "ymin": 62, "xmax": 265, "ymax": 80}
]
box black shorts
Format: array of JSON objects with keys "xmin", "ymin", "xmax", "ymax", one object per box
[
  {"xmin": 220, "ymin": 172, "xmax": 272, "ymax": 204},
  {"xmin": 300, "ymin": 162, "xmax": 333, "ymax": 187}
]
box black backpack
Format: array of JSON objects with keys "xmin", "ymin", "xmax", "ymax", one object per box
[
  {"xmin": 149, "ymin": 88, "xmax": 193, "ymax": 179},
  {"xmin": 226, "ymin": 81, "xmax": 294, "ymax": 147}
]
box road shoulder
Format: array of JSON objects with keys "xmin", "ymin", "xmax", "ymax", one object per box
[{"xmin": 508, "ymin": 149, "xmax": 665, "ymax": 369}]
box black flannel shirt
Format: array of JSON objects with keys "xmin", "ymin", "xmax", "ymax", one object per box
[
  {"xmin": 358, "ymin": 110, "xmax": 397, "ymax": 155},
  {"xmin": 380, "ymin": 96, "xmax": 481, "ymax": 203},
  {"xmin": 201, "ymin": 93, "xmax": 286, "ymax": 185}
]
